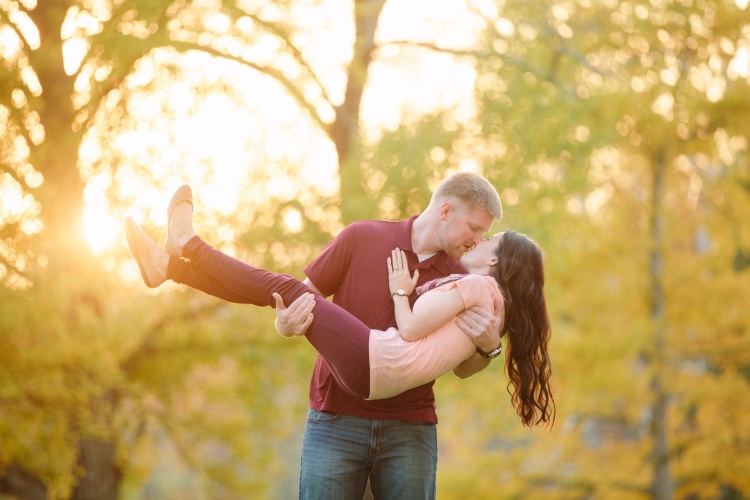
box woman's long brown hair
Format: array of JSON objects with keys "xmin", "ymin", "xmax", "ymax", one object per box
[{"xmin": 492, "ymin": 231, "xmax": 555, "ymax": 427}]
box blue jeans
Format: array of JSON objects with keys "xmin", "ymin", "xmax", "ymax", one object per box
[{"xmin": 299, "ymin": 409, "xmax": 437, "ymax": 500}]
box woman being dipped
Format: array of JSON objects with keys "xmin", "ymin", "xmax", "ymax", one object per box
[{"xmin": 126, "ymin": 186, "xmax": 555, "ymax": 427}]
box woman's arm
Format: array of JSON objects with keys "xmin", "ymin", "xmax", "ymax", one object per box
[
  {"xmin": 388, "ymin": 248, "xmax": 467, "ymax": 342},
  {"xmin": 392, "ymin": 288, "xmax": 466, "ymax": 341}
]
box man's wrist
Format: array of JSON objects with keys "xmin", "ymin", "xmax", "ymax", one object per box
[{"xmin": 476, "ymin": 343, "xmax": 503, "ymax": 359}]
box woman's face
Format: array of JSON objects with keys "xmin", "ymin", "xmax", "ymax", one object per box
[{"xmin": 460, "ymin": 232, "xmax": 504, "ymax": 275}]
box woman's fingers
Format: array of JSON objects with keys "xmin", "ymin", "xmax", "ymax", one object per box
[
  {"xmin": 388, "ymin": 248, "xmax": 414, "ymax": 277},
  {"xmin": 393, "ymin": 248, "xmax": 405, "ymax": 271},
  {"xmin": 390, "ymin": 249, "xmax": 401, "ymax": 272}
]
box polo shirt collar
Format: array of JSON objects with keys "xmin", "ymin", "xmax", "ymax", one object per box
[{"xmin": 396, "ymin": 215, "xmax": 418, "ymax": 251}]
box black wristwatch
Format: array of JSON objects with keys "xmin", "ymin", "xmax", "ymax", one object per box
[{"xmin": 476, "ymin": 344, "xmax": 503, "ymax": 359}]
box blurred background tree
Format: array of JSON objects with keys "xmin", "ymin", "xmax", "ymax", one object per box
[
  {"xmin": 0, "ymin": 0, "xmax": 748, "ymax": 499},
  {"xmin": 437, "ymin": 0, "xmax": 750, "ymax": 499}
]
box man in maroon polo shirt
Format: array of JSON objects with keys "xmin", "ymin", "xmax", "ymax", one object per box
[{"xmin": 276, "ymin": 173, "xmax": 504, "ymax": 499}]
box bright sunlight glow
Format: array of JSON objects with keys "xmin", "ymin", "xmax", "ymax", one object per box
[
  {"xmin": 84, "ymin": 208, "xmax": 120, "ymax": 254},
  {"xmin": 76, "ymin": 0, "xmax": 492, "ymax": 254}
]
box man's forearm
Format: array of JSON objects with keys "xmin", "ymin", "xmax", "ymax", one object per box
[{"xmin": 452, "ymin": 353, "xmax": 491, "ymax": 379}]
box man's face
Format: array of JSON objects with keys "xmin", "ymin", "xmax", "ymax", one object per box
[{"xmin": 436, "ymin": 200, "xmax": 495, "ymax": 260}]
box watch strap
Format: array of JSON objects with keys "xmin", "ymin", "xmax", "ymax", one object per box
[{"xmin": 476, "ymin": 344, "xmax": 503, "ymax": 359}]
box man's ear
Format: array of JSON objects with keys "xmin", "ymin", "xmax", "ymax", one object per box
[{"xmin": 439, "ymin": 201, "xmax": 453, "ymax": 221}]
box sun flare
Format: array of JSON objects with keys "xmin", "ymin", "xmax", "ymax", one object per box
[{"xmin": 83, "ymin": 208, "xmax": 121, "ymax": 254}]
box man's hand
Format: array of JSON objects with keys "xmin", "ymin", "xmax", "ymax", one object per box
[
  {"xmin": 452, "ymin": 304, "xmax": 504, "ymax": 379},
  {"xmin": 455, "ymin": 305, "xmax": 503, "ymax": 353},
  {"xmin": 274, "ymin": 292, "xmax": 315, "ymax": 337}
]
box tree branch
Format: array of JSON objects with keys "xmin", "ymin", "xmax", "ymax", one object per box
[
  {"xmin": 120, "ymin": 299, "xmax": 225, "ymax": 377},
  {"xmin": 2, "ymin": 107, "xmax": 36, "ymax": 162},
  {"xmin": 78, "ymin": 2, "xmax": 334, "ymax": 136},
  {"xmin": 376, "ymin": 39, "xmax": 485, "ymax": 58},
  {"xmin": 72, "ymin": 1, "xmax": 175, "ymax": 132},
  {"xmin": 0, "ymin": 7, "xmax": 32, "ymax": 54},
  {"xmin": 0, "ymin": 465, "xmax": 47, "ymax": 500},
  {"xmin": 168, "ymin": 41, "xmax": 330, "ymax": 133},
  {"xmin": 223, "ymin": 4, "xmax": 335, "ymax": 109},
  {"xmin": 0, "ymin": 252, "xmax": 27, "ymax": 281}
]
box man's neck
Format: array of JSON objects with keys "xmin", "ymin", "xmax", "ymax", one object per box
[{"xmin": 410, "ymin": 211, "xmax": 440, "ymax": 255}]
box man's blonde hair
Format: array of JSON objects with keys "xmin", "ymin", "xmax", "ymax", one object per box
[{"xmin": 431, "ymin": 172, "xmax": 502, "ymax": 220}]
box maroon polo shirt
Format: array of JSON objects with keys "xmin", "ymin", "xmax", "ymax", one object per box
[{"xmin": 304, "ymin": 215, "xmax": 467, "ymax": 423}]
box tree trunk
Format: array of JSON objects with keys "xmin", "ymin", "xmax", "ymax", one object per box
[
  {"xmin": 26, "ymin": 0, "xmax": 87, "ymax": 259},
  {"xmin": 22, "ymin": 4, "xmax": 120, "ymax": 498},
  {"xmin": 330, "ymin": 0, "xmax": 387, "ymax": 224},
  {"xmin": 0, "ymin": 466, "xmax": 48, "ymax": 500},
  {"xmin": 70, "ymin": 439, "xmax": 119, "ymax": 500},
  {"xmin": 649, "ymin": 150, "xmax": 673, "ymax": 500}
]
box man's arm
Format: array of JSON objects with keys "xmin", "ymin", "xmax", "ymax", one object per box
[
  {"xmin": 452, "ymin": 352, "xmax": 491, "ymax": 379},
  {"xmin": 452, "ymin": 306, "xmax": 503, "ymax": 378},
  {"xmin": 274, "ymin": 278, "xmax": 322, "ymax": 337}
]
